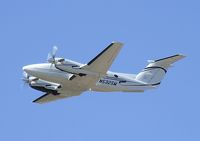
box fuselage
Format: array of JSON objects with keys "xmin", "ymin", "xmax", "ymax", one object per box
[
  {"xmin": 23, "ymin": 62, "xmax": 156, "ymax": 94},
  {"xmin": 22, "ymin": 42, "xmax": 184, "ymax": 104}
]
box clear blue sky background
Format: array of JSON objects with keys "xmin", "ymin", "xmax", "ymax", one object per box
[{"xmin": 0, "ymin": 0, "xmax": 199, "ymax": 141}]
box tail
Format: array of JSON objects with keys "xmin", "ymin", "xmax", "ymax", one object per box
[{"xmin": 136, "ymin": 54, "xmax": 185, "ymax": 85}]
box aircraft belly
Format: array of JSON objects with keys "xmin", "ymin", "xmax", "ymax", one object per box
[{"xmin": 92, "ymin": 83, "xmax": 152, "ymax": 92}]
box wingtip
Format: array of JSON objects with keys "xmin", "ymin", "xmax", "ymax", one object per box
[
  {"xmin": 154, "ymin": 54, "xmax": 186, "ymax": 62},
  {"xmin": 111, "ymin": 41, "xmax": 124, "ymax": 46},
  {"xmin": 174, "ymin": 54, "xmax": 186, "ymax": 61},
  {"xmin": 177, "ymin": 54, "xmax": 186, "ymax": 58}
]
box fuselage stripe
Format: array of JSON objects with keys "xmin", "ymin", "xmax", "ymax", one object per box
[{"xmin": 143, "ymin": 66, "xmax": 167, "ymax": 73}]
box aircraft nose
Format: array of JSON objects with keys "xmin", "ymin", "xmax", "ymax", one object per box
[
  {"xmin": 23, "ymin": 65, "xmax": 31, "ymax": 72},
  {"xmin": 22, "ymin": 65, "xmax": 36, "ymax": 74},
  {"xmin": 22, "ymin": 64, "xmax": 52, "ymax": 78},
  {"xmin": 23, "ymin": 66, "xmax": 28, "ymax": 71}
]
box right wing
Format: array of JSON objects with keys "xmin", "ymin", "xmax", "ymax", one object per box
[
  {"xmin": 83, "ymin": 42, "xmax": 123, "ymax": 75},
  {"xmin": 33, "ymin": 91, "xmax": 81, "ymax": 104}
]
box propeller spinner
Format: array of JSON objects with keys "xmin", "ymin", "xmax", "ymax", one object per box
[{"xmin": 47, "ymin": 46, "xmax": 65, "ymax": 68}]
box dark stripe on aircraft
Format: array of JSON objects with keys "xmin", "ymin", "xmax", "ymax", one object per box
[
  {"xmin": 63, "ymin": 64, "xmax": 79, "ymax": 67},
  {"xmin": 154, "ymin": 54, "xmax": 180, "ymax": 62},
  {"xmin": 33, "ymin": 93, "xmax": 49, "ymax": 103},
  {"xmin": 152, "ymin": 82, "xmax": 161, "ymax": 86},
  {"xmin": 120, "ymin": 82, "xmax": 161, "ymax": 87},
  {"xmin": 143, "ymin": 66, "xmax": 167, "ymax": 73},
  {"xmin": 55, "ymin": 66, "xmax": 87, "ymax": 77},
  {"xmin": 55, "ymin": 66, "xmax": 78, "ymax": 75},
  {"xmin": 87, "ymin": 43, "xmax": 114, "ymax": 65}
]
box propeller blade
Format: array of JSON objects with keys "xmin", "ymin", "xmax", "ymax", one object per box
[
  {"xmin": 47, "ymin": 53, "xmax": 52, "ymax": 61},
  {"xmin": 22, "ymin": 72, "xmax": 30, "ymax": 85},
  {"xmin": 47, "ymin": 46, "xmax": 58, "ymax": 65},
  {"xmin": 52, "ymin": 46, "xmax": 58, "ymax": 58},
  {"xmin": 23, "ymin": 72, "xmax": 29, "ymax": 79}
]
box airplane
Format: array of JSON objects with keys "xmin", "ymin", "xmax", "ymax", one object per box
[{"xmin": 22, "ymin": 42, "xmax": 185, "ymax": 104}]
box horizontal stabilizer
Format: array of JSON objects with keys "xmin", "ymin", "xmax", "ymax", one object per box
[{"xmin": 153, "ymin": 54, "xmax": 186, "ymax": 67}]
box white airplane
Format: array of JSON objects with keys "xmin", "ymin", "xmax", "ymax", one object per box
[{"xmin": 22, "ymin": 42, "xmax": 185, "ymax": 104}]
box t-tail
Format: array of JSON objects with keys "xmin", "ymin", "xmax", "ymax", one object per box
[{"xmin": 136, "ymin": 54, "xmax": 185, "ymax": 86}]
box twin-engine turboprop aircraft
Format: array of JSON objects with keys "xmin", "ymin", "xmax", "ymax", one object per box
[{"xmin": 22, "ymin": 42, "xmax": 185, "ymax": 104}]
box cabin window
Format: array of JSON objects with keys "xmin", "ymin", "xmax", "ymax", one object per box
[{"xmin": 119, "ymin": 80, "xmax": 127, "ymax": 83}]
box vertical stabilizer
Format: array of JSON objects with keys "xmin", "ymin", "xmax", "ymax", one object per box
[{"xmin": 136, "ymin": 54, "xmax": 185, "ymax": 84}]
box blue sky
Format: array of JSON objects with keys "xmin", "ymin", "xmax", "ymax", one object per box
[{"xmin": 1, "ymin": 0, "xmax": 199, "ymax": 141}]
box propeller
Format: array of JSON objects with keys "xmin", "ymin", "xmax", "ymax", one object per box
[
  {"xmin": 22, "ymin": 72, "xmax": 30, "ymax": 85},
  {"xmin": 47, "ymin": 46, "xmax": 58, "ymax": 67},
  {"xmin": 22, "ymin": 72, "xmax": 38, "ymax": 86}
]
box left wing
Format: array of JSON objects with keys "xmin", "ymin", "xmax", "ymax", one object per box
[{"xmin": 33, "ymin": 91, "xmax": 81, "ymax": 104}]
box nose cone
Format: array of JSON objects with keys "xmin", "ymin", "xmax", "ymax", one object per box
[
  {"xmin": 22, "ymin": 65, "xmax": 28, "ymax": 71},
  {"xmin": 22, "ymin": 63, "xmax": 52, "ymax": 79},
  {"xmin": 22, "ymin": 64, "xmax": 40, "ymax": 76},
  {"xmin": 23, "ymin": 65, "xmax": 34, "ymax": 73}
]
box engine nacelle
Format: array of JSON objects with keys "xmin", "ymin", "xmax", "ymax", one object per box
[
  {"xmin": 30, "ymin": 79, "xmax": 61, "ymax": 95},
  {"xmin": 55, "ymin": 60, "xmax": 99, "ymax": 77}
]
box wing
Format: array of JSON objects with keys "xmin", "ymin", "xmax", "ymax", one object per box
[
  {"xmin": 84, "ymin": 42, "xmax": 123, "ymax": 75},
  {"xmin": 33, "ymin": 91, "xmax": 81, "ymax": 104}
]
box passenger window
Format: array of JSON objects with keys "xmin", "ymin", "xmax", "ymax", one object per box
[
  {"xmin": 114, "ymin": 74, "xmax": 118, "ymax": 78},
  {"xmin": 119, "ymin": 80, "xmax": 127, "ymax": 83}
]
